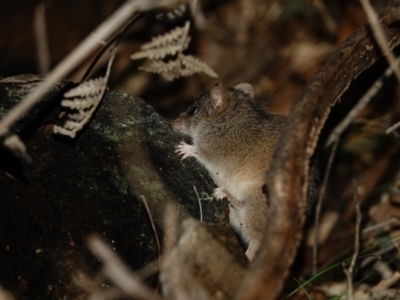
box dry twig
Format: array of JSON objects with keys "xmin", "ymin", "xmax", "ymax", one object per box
[
  {"xmin": 313, "ymin": 138, "xmax": 339, "ymax": 275},
  {"xmin": 34, "ymin": 3, "xmax": 50, "ymax": 75},
  {"xmin": 362, "ymin": 217, "xmax": 399, "ymax": 235},
  {"xmin": 343, "ymin": 179, "xmax": 362, "ymax": 300},
  {"xmin": 371, "ymin": 271, "xmax": 400, "ymax": 292},
  {"xmin": 0, "ymin": 285, "xmax": 15, "ymax": 300},
  {"xmin": 163, "ymin": 202, "xmax": 179, "ymax": 255},
  {"xmin": 140, "ymin": 195, "xmax": 162, "ymax": 275},
  {"xmin": 385, "ymin": 120, "xmax": 400, "ymax": 135},
  {"xmin": 0, "ymin": 0, "xmax": 185, "ymax": 136},
  {"xmin": 87, "ymin": 235, "xmax": 159, "ymax": 300},
  {"xmin": 360, "ymin": 234, "xmax": 400, "ymax": 269},
  {"xmin": 313, "ymin": 0, "xmax": 338, "ymax": 35},
  {"xmin": 73, "ymin": 272, "xmax": 123, "ymax": 300},
  {"xmin": 80, "ymin": 13, "xmax": 142, "ymax": 83},
  {"xmin": 360, "ymin": 0, "xmax": 400, "ymax": 82},
  {"xmin": 326, "ymin": 56, "xmax": 400, "ymax": 147},
  {"xmin": 2, "ymin": 133, "xmax": 32, "ymax": 164},
  {"xmin": 193, "ymin": 186, "xmax": 203, "ymax": 222}
]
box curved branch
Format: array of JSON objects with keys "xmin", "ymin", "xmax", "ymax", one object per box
[{"xmin": 236, "ymin": 2, "xmax": 400, "ymax": 299}]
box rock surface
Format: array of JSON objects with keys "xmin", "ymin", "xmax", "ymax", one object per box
[{"xmin": 0, "ymin": 75, "xmax": 226, "ymax": 299}]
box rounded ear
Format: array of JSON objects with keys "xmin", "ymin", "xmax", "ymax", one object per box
[
  {"xmin": 235, "ymin": 83, "xmax": 255, "ymax": 99},
  {"xmin": 209, "ymin": 83, "xmax": 230, "ymax": 115}
]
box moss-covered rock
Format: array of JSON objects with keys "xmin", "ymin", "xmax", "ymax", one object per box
[{"xmin": 0, "ymin": 75, "xmax": 226, "ymax": 299}]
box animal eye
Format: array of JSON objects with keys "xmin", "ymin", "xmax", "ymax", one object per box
[{"xmin": 188, "ymin": 106, "xmax": 199, "ymax": 116}]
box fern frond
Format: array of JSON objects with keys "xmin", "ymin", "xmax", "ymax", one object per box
[
  {"xmin": 53, "ymin": 125, "xmax": 76, "ymax": 138},
  {"xmin": 161, "ymin": 72, "xmax": 180, "ymax": 81},
  {"xmin": 181, "ymin": 55, "xmax": 218, "ymax": 78},
  {"xmin": 131, "ymin": 20, "xmax": 217, "ymax": 80},
  {"xmin": 61, "ymin": 97, "xmax": 102, "ymax": 110},
  {"xmin": 53, "ymin": 108, "xmax": 93, "ymax": 138},
  {"xmin": 54, "ymin": 39, "xmax": 117, "ymax": 138},
  {"xmin": 138, "ymin": 54, "xmax": 218, "ymax": 80},
  {"xmin": 156, "ymin": 4, "xmax": 187, "ymax": 21},
  {"xmin": 139, "ymin": 60, "xmax": 185, "ymax": 81},
  {"xmin": 130, "ymin": 22, "xmax": 190, "ymax": 60},
  {"xmin": 141, "ymin": 21, "xmax": 189, "ymax": 50},
  {"xmin": 131, "ymin": 42, "xmax": 189, "ymax": 60},
  {"xmin": 67, "ymin": 113, "xmax": 85, "ymax": 122},
  {"xmin": 64, "ymin": 77, "xmax": 106, "ymax": 98},
  {"xmin": 179, "ymin": 68, "xmax": 199, "ymax": 77},
  {"xmin": 54, "ymin": 118, "xmax": 88, "ymax": 138},
  {"xmin": 138, "ymin": 60, "xmax": 179, "ymax": 74},
  {"xmin": 54, "ymin": 118, "xmax": 89, "ymax": 138},
  {"xmin": 54, "ymin": 77, "xmax": 106, "ymax": 138},
  {"xmin": 64, "ymin": 120, "xmax": 84, "ymax": 130}
]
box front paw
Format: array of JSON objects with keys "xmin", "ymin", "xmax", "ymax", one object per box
[
  {"xmin": 175, "ymin": 141, "xmax": 196, "ymax": 160},
  {"xmin": 213, "ymin": 187, "xmax": 228, "ymax": 200},
  {"xmin": 213, "ymin": 187, "xmax": 244, "ymax": 209}
]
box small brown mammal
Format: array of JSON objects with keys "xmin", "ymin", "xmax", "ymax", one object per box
[{"xmin": 171, "ymin": 83, "xmax": 286, "ymax": 261}]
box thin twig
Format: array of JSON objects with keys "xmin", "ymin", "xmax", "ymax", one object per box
[
  {"xmin": 353, "ymin": 117, "xmax": 400, "ymax": 139},
  {"xmin": 73, "ymin": 272, "xmax": 123, "ymax": 300},
  {"xmin": 360, "ymin": 234, "xmax": 400, "ymax": 269},
  {"xmin": 87, "ymin": 235, "xmax": 160, "ymax": 300},
  {"xmin": 360, "ymin": 0, "xmax": 400, "ymax": 82},
  {"xmin": 104, "ymin": 41, "xmax": 118, "ymax": 81},
  {"xmin": 362, "ymin": 217, "xmax": 399, "ymax": 235},
  {"xmin": 385, "ymin": 121, "xmax": 400, "ymax": 135},
  {"xmin": 0, "ymin": 0, "xmax": 183, "ymax": 136},
  {"xmin": 0, "ymin": 285, "xmax": 15, "ymax": 300},
  {"xmin": 193, "ymin": 185, "xmax": 203, "ymax": 222},
  {"xmin": 163, "ymin": 202, "xmax": 178, "ymax": 254},
  {"xmin": 140, "ymin": 195, "xmax": 162, "ymax": 276},
  {"xmin": 373, "ymin": 260, "xmax": 393, "ymax": 280},
  {"xmin": 371, "ymin": 271, "xmax": 400, "ymax": 292},
  {"xmin": 136, "ymin": 258, "xmax": 162, "ymax": 279},
  {"xmin": 80, "ymin": 13, "xmax": 142, "ymax": 83},
  {"xmin": 313, "ymin": 138, "xmax": 339, "ymax": 275},
  {"xmin": 34, "ymin": 3, "xmax": 50, "ymax": 75},
  {"xmin": 326, "ymin": 56, "xmax": 400, "ymax": 147},
  {"xmin": 313, "ymin": 0, "xmax": 338, "ymax": 35},
  {"xmin": 343, "ymin": 179, "xmax": 362, "ymax": 300}
]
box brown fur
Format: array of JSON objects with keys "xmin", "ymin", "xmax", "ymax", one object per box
[{"xmin": 172, "ymin": 83, "xmax": 286, "ymax": 261}]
